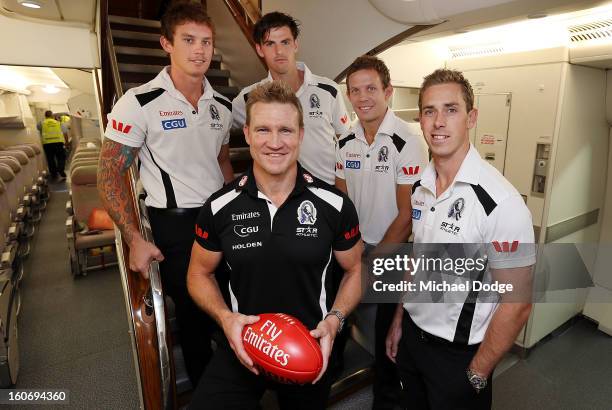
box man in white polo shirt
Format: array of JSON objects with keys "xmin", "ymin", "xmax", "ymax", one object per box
[
  {"xmin": 232, "ymin": 11, "xmax": 350, "ymax": 185},
  {"xmin": 98, "ymin": 2, "xmax": 233, "ymax": 386},
  {"xmin": 385, "ymin": 69, "xmax": 535, "ymax": 409},
  {"xmin": 335, "ymin": 55, "xmax": 428, "ymax": 409}
]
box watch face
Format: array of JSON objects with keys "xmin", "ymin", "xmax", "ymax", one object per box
[
  {"xmin": 468, "ymin": 371, "xmax": 487, "ymax": 391},
  {"xmin": 472, "ymin": 375, "xmax": 486, "ymax": 389}
]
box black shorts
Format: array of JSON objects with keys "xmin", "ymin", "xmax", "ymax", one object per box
[{"xmin": 188, "ymin": 340, "xmax": 338, "ymax": 410}]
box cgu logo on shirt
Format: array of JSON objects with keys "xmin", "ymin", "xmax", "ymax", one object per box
[
  {"xmin": 233, "ymin": 224, "xmax": 259, "ymax": 238},
  {"xmin": 161, "ymin": 118, "xmax": 187, "ymax": 130}
]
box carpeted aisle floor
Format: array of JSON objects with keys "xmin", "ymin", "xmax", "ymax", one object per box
[{"xmin": 8, "ymin": 181, "xmax": 139, "ymax": 409}]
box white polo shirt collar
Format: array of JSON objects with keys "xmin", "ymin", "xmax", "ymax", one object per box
[
  {"xmin": 266, "ymin": 61, "xmax": 315, "ymax": 97},
  {"xmin": 420, "ymin": 144, "xmax": 482, "ymax": 196},
  {"xmin": 352, "ymin": 108, "xmax": 397, "ymax": 145},
  {"xmin": 149, "ymin": 66, "xmax": 214, "ymax": 105}
]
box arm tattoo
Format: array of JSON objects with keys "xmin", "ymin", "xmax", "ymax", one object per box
[{"xmin": 97, "ymin": 139, "xmax": 141, "ymax": 244}]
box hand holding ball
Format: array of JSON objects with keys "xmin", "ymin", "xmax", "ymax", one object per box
[{"xmin": 241, "ymin": 313, "xmax": 323, "ymax": 384}]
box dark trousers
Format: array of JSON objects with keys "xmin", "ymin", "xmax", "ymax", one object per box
[
  {"xmin": 148, "ymin": 206, "xmax": 215, "ymax": 386},
  {"xmin": 373, "ymin": 303, "xmax": 402, "ymax": 409},
  {"xmin": 189, "ymin": 341, "xmax": 338, "ymax": 410},
  {"xmin": 43, "ymin": 142, "xmax": 66, "ymax": 177},
  {"xmin": 396, "ymin": 314, "xmax": 492, "ymax": 410}
]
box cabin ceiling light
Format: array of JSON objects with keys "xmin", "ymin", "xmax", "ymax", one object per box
[
  {"xmin": 42, "ymin": 85, "xmax": 60, "ymax": 94},
  {"xmin": 17, "ymin": 0, "xmax": 42, "ymax": 9}
]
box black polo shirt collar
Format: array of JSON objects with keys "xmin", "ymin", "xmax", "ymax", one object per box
[{"xmin": 236, "ymin": 162, "xmax": 316, "ymax": 199}]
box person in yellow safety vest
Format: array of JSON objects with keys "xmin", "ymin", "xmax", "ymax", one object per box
[
  {"xmin": 58, "ymin": 114, "xmax": 72, "ymax": 154},
  {"xmin": 40, "ymin": 110, "xmax": 67, "ymax": 180}
]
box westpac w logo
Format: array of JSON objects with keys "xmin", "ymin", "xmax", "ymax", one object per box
[{"xmin": 492, "ymin": 241, "xmax": 519, "ymax": 252}]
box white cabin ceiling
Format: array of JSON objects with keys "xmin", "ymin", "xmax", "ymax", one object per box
[{"xmin": 0, "ymin": 0, "xmax": 96, "ymax": 27}]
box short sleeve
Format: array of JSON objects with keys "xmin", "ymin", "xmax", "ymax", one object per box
[
  {"xmin": 333, "ymin": 194, "xmax": 361, "ymax": 251},
  {"xmin": 396, "ymin": 130, "xmax": 429, "ymax": 185},
  {"xmin": 485, "ymin": 195, "xmax": 536, "ymax": 269},
  {"xmin": 105, "ymin": 92, "xmax": 147, "ymax": 148},
  {"xmin": 231, "ymin": 91, "xmax": 247, "ymax": 131},
  {"xmin": 194, "ymin": 201, "xmax": 222, "ymax": 252},
  {"xmin": 331, "ymin": 86, "xmax": 350, "ymax": 135}
]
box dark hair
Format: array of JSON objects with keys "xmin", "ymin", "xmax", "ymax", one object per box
[
  {"xmin": 419, "ymin": 69, "xmax": 474, "ymax": 113},
  {"xmin": 253, "ymin": 12, "xmax": 300, "ymax": 44},
  {"xmin": 161, "ymin": 1, "xmax": 214, "ymax": 43},
  {"xmin": 345, "ymin": 55, "xmax": 391, "ymax": 91},
  {"xmin": 245, "ymin": 81, "xmax": 304, "ymax": 128},
  {"xmin": 44, "ymin": 110, "xmax": 53, "ymax": 118}
]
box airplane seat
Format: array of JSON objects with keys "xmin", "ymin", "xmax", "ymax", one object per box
[
  {"xmin": 8, "ymin": 144, "xmax": 49, "ymax": 187},
  {"xmin": 0, "ymin": 165, "xmax": 21, "ymax": 222},
  {"xmin": 5, "ymin": 145, "xmax": 49, "ymax": 208},
  {"xmin": 71, "ymin": 152, "xmax": 100, "ymax": 163},
  {"xmin": 0, "ymin": 163, "xmax": 31, "ymax": 259},
  {"xmin": 0, "ymin": 212, "xmax": 20, "ymax": 388},
  {"xmin": 67, "ymin": 164, "xmax": 117, "ymax": 276},
  {"xmin": 0, "ymin": 166, "xmax": 24, "ymax": 260},
  {"xmin": 0, "ymin": 159, "xmax": 30, "ymax": 219},
  {"xmin": 0, "ymin": 178, "xmax": 22, "ymax": 282},
  {"xmin": 0, "ymin": 150, "xmax": 42, "ymax": 224},
  {"xmin": 73, "ymin": 149, "xmax": 100, "ymax": 158},
  {"xmin": 0, "ymin": 181, "xmax": 8, "ymax": 249},
  {"xmin": 70, "ymin": 158, "xmax": 98, "ymax": 174},
  {"xmin": 0, "ymin": 151, "xmax": 38, "ymax": 202},
  {"xmin": 0, "ymin": 272, "xmax": 19, "ymax": 388}
]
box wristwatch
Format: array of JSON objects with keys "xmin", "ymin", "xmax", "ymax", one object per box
[
  {"xmin": 466, "ymin": 368, "xmax": 487, "ymax": 393},
  {"xmin": 325, "ymin": 310, "xmax": 345, "ymax": 333}
]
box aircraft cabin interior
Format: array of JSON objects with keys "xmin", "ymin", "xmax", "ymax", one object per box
[{"xmin": 0, "ymin": 0, "xmax": 611, "ymax": 409}]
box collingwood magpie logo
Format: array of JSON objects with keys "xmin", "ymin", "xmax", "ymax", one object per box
[
  {"xmin": 448, "ymin": 198, "xmax": 465, "ymax": 221},
  {"xmin": 378, "ymin": 146, "xmax": 389, "ymax": 162},
  {"xmin": 297, "ymin": 200, "xmax": 317, "ymax": 225},
  {"xmin": 310, "ymin": 93, "xmax": 320, "ymax": 109},
  {"xmin": 210, "ymin": 104, "xmax": 220, "ymax": 121}
]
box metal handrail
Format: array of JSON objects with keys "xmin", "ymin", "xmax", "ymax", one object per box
[{"xmin": 105, "ymin": 17, "xmax": 173, "ymax": 410}]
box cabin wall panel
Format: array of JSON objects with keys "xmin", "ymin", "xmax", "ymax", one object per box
[
  {"xmin": 0, "ymin": 14, "xmax": 97, "ymax": 68},
  {"xmin": 263, "ymin": 0, "xmax": 410, "ymax": 79},
  {"xmin": 450, "ymin": 61, "xmax": 565, "ymax": 228},
  {"xmin": 548, "ymin": 65, "xmax": 608, "ymax": 228}
]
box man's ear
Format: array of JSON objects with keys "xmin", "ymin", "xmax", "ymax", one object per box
[
  {"xmin": 243, "ymin": 124, "xmax": 251, "ymax": 146},
  {"xmin": 255, "ymin": 43, "xmax": 264, "ymax": 58},
  {"xmin": 384, "ymin": 85, "xmax": 394, "ymax": 101},
  {"xmin": 160, "ymin": 36, "xmax": 173, "ymax": 54},
  {"xmin": 467, "ymin": 108, "xmax": 478, "ymax": 130}
]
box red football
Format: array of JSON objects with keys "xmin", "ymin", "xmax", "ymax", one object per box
[{"xmin": 242, "ymin": 313, "xmax": 323, "ymax": 384}]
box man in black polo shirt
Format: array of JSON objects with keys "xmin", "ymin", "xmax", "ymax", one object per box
[{"xmin": 187, "ymin": 81, "xmax": 363, "ymax": 409}]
